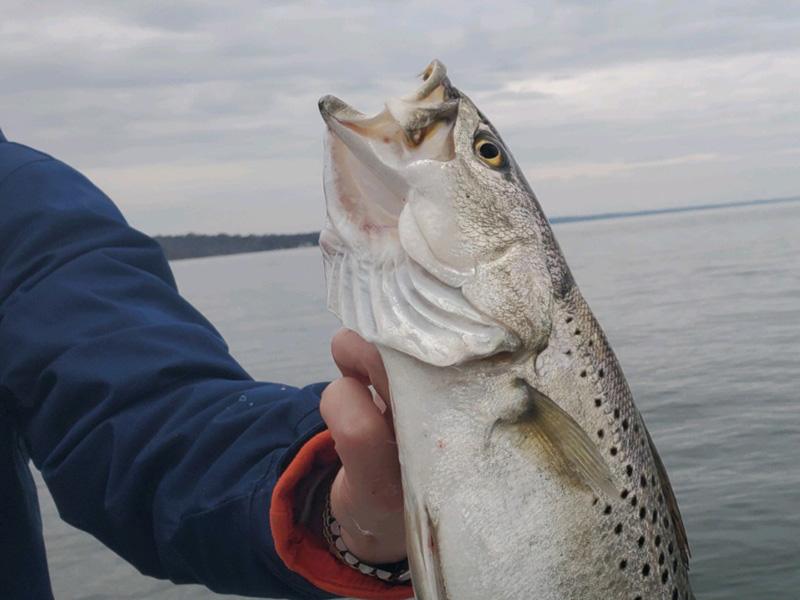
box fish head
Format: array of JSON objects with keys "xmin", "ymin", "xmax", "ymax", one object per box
[{"xmin": 320, "ymin": 60, "xmax": 558, "ymax": 367}]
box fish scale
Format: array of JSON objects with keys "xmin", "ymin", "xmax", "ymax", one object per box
[
  {"xmin": 319, "ymin": 60, "xmax": 694, "ymax": 600},
  {"xmin": 544, "ymin": 288, "xmax": 695, "ymax": 600}
]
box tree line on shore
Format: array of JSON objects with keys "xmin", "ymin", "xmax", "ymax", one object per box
[{"xmin": 153, "ymin": 232, "xmax": 320, "ymax": 261}]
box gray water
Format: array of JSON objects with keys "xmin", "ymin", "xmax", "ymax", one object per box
[{"xmin": 37, "ymin": 201, "xmax": 800, "ymax": 599}]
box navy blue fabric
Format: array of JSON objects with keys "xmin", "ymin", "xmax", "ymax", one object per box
[{"xmin": 0, "ymin": 137, "xmax": 334, "ymax": 599}]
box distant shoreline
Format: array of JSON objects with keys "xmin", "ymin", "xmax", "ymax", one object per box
[
  {"xmin": 154, "ymin": 232, "xmax": 319, "ymax": 261},
  {"xmin": 156, "ymin": 195, "xmax": 799, "ymax": 261}
]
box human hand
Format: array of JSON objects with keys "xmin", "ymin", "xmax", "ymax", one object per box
[{"xmin": 320, "ymin": 328, "xmax": 406, "ymax": 565}]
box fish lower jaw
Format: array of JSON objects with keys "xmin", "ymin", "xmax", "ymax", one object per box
[{"xmin": 323, "ymin": 129, "xmax": 407, "ymax": 247}]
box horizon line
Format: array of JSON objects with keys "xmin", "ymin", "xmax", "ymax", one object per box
[{"xmin": 547, "ymin": 195, "xmax": 800, "ymax": 225}]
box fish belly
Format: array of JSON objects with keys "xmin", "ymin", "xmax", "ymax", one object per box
[{"xmin": 381, "ymin": 348, "xmax": 613, "ymax": 600}]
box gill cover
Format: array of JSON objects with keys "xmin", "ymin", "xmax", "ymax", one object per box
[{"xmin": 321, "ymin": 237, "xmax": 518, "ymax": 367}]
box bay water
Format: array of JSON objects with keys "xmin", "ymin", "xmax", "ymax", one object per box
[{"xmin": 37, "ymin": 200, "xmax": 800, "ymax": 599}]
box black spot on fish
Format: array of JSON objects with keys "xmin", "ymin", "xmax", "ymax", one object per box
[
  {"xmin": 614, "ymin": 408, "xmax": 620, "ymax": 419},
  {"xmin": 658, "ymin": 493, "xmax": 664, "ymax": 504},
  {"xmin": 574, "ymin": 328, "xmax": 581, "ymax": 335},
  {"xmin": 619, "ymin": 559, "xmax": 627, "ymax": 570},
  {"xmin": 592, "ymin": 497, "xmax": 599, "ymax": 506},
  {"xmin": 664, "ymin": 516, "xmax": 670, "ymax": 528},
  {"xmin": 565, "ymin": 349, "xmax": 572, "ymax": 355},
  {"xmin": 652, "ymin": 509, "xmax": 659, "ymax": 524},
  {"xmin": 655, "ymin": 535, "xmax": 661, "ymax": 547},
  {"xmin": 668, "ymin": 541, "xmax": 675, "ymax": 555},
  {"xmin": 597, "ymin": 429, "xmax": 605, "ymax": 438},
  {"xmin": 621, "ymin": 489, "xmax": 629, "ymax": 499},
  {"xmin": 614, "ymin": 523, "xmax": 623, "ymax": 534},
  {"xmin": 637, "ymin": 536, "xmax": 645, "ymax": 548},
  {"xmin": 640, "ymin": 475, "xmax": 648, "ymax": 488},
  {"xmin": 588, "ymin": 339, "xmax": 594, "ymax": 347},
  {"xmin": 631, "ymin": 495, "xmax": 638, "ymax": 507},
  {"xmin": 610, "ymin": 447, "xmax": 618, "ymax": 456},
  {"xmin": 635, "ymin": 596, "xmax": 642, "ymax": 600},
  {"xmin": 598, "ymin": 368, "xmax": 604, "ymax": 378},
  {"xmin": 604, "ymin": 504, "xmax": 612, "ymax": 515},
  {"xmin": 673, "ymin": 558, "xmax": 678, "ymax": 573},
  {"xmin": 659, "ymin": 552, "xmax": 665, "ymax": 565},
  {"xmin": 652, "ymin": 475, "xmax": 657, "ymax": 487},
  {"xmin": 622, "ymin": 419, "xmax": 629, "ymax": 430},
  {"xmin": 565, "ymin": 316, "xmax": 573, "ymax": 323},
  {"xmin": 662, "ymin": 569, "xmax": 669, "ymax": 584},
  {"xmin": 672, "ymin": 589, "xmax": 679, "ymax": 600},
  {"xmin": 580, "ymin": 369, "xmax": 587, "ymax": 377},
  {"xmin": 595, "ymin": 398, "xmax": 603, "ymax": 407},
  {"xmin": 642, "ymin": 564, "xmax": 651, "ymax": 577},
  {"xmin": 626, "ymin": 464, "xmax": 633, "ymax": 477},
  {"xmin": 639, "ymin": 507, "xmax": 647, "ymax": 519}
]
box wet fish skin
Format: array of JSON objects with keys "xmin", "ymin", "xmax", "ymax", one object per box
[{"xmin": 319, "ymin": 60, "xmax": 694, "ymax": 600}]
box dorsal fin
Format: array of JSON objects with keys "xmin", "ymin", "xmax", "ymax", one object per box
[{"xmin": 646, "ymin": 427, "xmax": 691, "ymax": 565}]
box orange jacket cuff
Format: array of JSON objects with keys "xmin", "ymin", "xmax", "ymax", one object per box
[{"xmin": 270, "ymin": 430, "xmax": 413, "ymax": 600}]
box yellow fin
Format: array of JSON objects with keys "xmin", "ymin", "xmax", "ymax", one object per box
[{"xmin": 495, "ymin": 383, "xmax": 617, "ymax": 499}]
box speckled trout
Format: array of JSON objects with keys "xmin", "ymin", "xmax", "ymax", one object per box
[{"xmin": 318, "ymin": 61, "xmax": 694, "ymax": 600}]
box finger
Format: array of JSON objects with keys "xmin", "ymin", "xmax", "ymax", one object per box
[
  {"xmin": 321, "ymin": 377, "xmax": 406, "ymax": 564},
  {"xmin": 331, "ymin": 329, "xmax": 391, "ymax": 411},
  {"xmin": 320, "ymin": 377, "xmax": 401, "ymax": 510}
]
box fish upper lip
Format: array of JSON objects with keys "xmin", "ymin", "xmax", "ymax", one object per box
[
  {"xmin": 318, "ymin": 58, "xmax": 450, "ymax": 123},
  {"xmin": 410, "ymin": 59, "xmax": 449, "ymax": 101},
  {"xmin": 318, "ymin": 59, "xmax": 456, "ymax": 129}
]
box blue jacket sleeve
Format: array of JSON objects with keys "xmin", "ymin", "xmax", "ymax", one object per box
[{"xmin": 0, "ymin": 142, "xmax": 334, "ymax": 599}]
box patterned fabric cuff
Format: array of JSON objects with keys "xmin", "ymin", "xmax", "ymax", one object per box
[{"xmin": 270, "ymin": 430, "xmax": 414, "ymax": 600}]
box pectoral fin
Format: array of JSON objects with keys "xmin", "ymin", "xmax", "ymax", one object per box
[{"xmin": 495, "ymin": 383, "xmax": 617, "ymax": 498}]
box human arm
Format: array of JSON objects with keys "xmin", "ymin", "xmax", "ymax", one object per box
[{"xmin": 0, "ymin": 142, "xmax": 409, "ymax": 598}]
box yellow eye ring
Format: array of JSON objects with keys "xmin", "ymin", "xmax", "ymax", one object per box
[{"xmin": 474, "ymin": 138, "xmax": 504, "ymax": 168}]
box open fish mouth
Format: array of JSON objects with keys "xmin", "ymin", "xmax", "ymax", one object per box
[
  {"xmin": 318, "ymin": 61, "xmax": 519, "ymax": 366},
  {"xmin": 318, "ymin": 60, "xmax": 459, "ymax": 258}
]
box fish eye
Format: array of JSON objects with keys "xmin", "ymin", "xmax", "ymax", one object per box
[{"xmin": 474, "ymin": 137, "xmax": 505, "ymax": 168}]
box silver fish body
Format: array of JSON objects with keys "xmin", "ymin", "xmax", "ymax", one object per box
[{"xmin": 319, "ymin": 61, "xmax": 694, "ymax": 600}]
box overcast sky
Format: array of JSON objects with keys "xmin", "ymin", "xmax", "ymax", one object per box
[{"xmin": 3, "ymin": 1, "xmax": 799, "ymax": 235}]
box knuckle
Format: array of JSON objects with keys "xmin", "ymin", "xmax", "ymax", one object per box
[
  {"xmin": 320, "ymin": 378, "xmax": 350, "ymax": 414},
  {"xmin": 323, "ymin": 382, "xmax": 385, "ymax": 449},
  {"xmin": 331, "ymin": 328, "xmax": 350, "ymax": 354},
  {"xmin": 337, "ymin": 409, "xmax": 383, "ymax": 448}
]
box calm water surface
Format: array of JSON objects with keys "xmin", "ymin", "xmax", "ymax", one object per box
[{"xmin": 38, "ymin": 202, "xmax": 800, "ymax": 599}]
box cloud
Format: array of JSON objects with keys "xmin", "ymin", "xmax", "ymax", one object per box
[
  {"xmin": 2, "ymin": 0, "xmax": 798, "ymax": 233},
  {"xmin": 494, "ymin": 51, "xmax": 800, "ymax": 128},
  {"xmin": 529, "ymin": 153, "xmax": 720, "ymax": 181}
]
